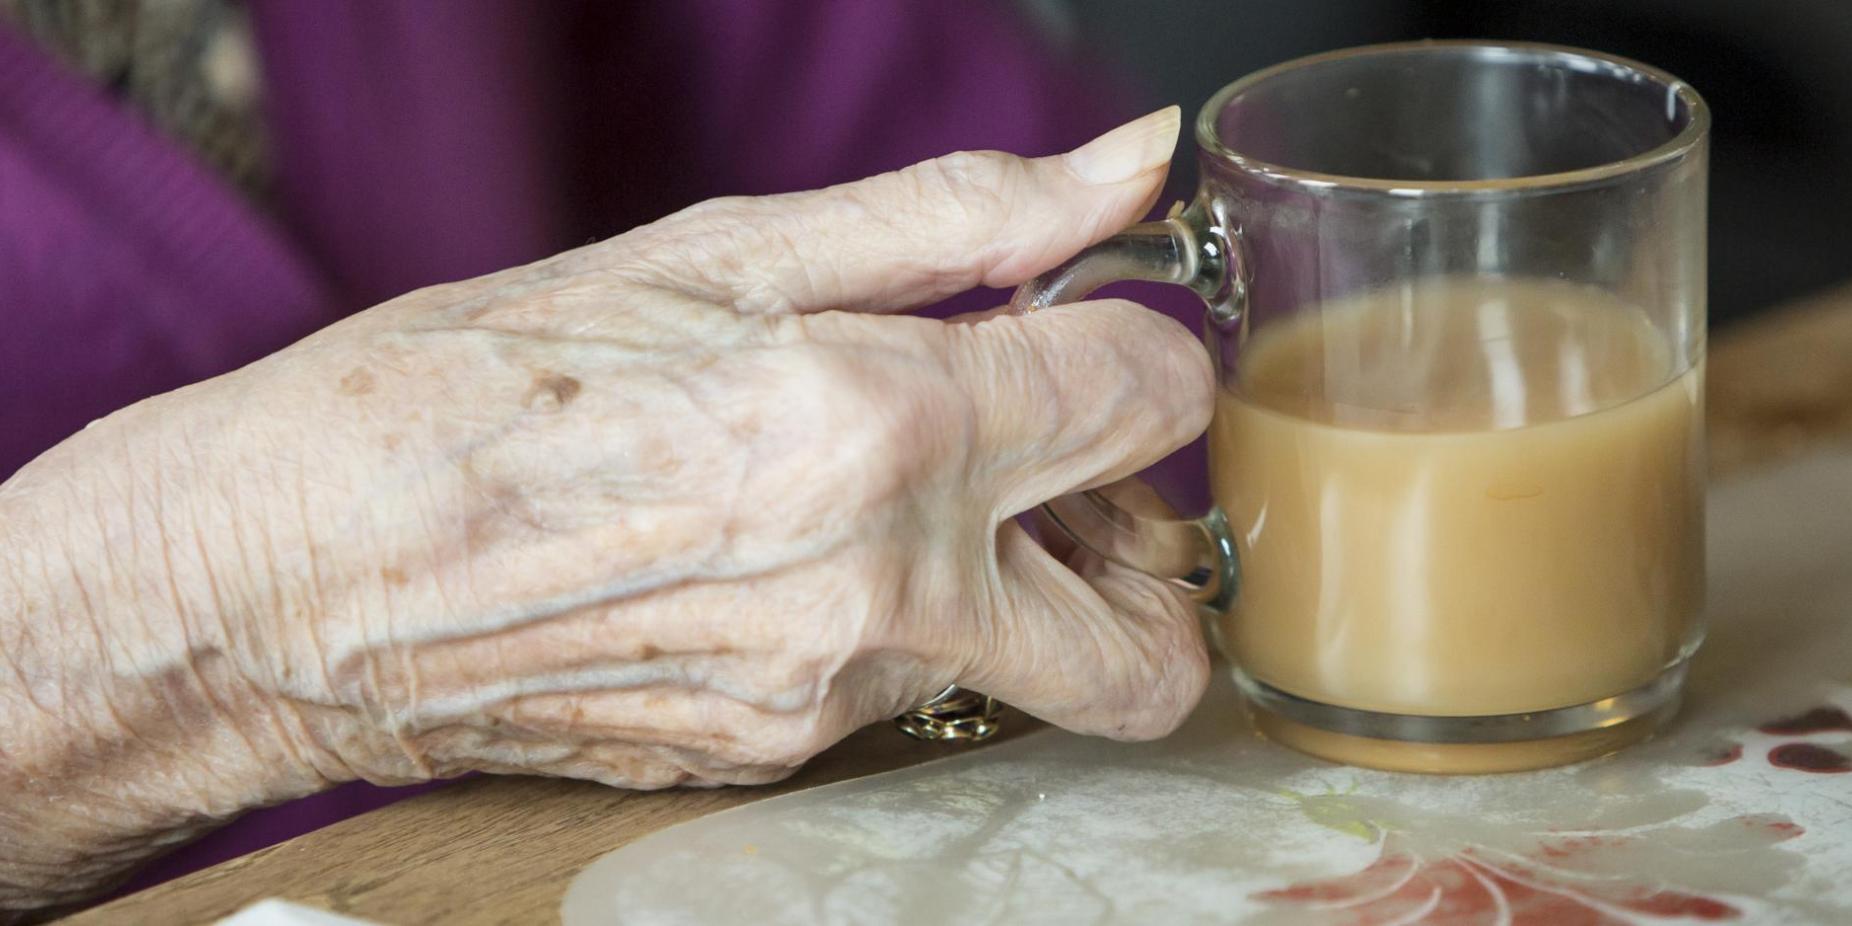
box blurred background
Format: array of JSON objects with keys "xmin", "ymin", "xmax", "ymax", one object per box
[
  {"xmin": 1029, "ymin": 0, "xmax": 1852, "ymax": 329},
  {"xmin": 6, "ymin": 0, "xmax": 1846, "ymax": 484}
]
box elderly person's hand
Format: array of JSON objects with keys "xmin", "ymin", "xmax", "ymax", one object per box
[{"xmin": 0, "ymin": 108, "xmax": 1211, "ymax": 913}]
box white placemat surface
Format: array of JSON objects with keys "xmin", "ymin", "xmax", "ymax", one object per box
[{"xmin": 564, "ymin": 451, "xmax": 1852, "ymax": 925}]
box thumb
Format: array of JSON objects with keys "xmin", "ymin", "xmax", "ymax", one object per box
[{"xmin": 612, "ymin": 107, "xmax": 1182, "ymax": 315}]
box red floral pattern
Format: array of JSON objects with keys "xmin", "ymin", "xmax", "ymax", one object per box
[
  {"xmin": 1768, "ymin": 742, "xmax": 1851, "ymax": 773},
  {"xmin": 1757, "ymin": 707, "xmax": 1852, "ymax": 735},
  {"xmin": 1760, "ymin": 703, "xmax": 1852, "ymax": 773},
  {"xmin": 1254, "ymin": 818, "xmax": 1803, "ymax": 923}
]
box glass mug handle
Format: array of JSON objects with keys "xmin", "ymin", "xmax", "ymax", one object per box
[{"xmin": 1009, "ymin": 200, "xmax": 1241, "ymax": 613}]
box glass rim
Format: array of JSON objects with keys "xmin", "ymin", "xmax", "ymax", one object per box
[{"xmin": 1196, "ymin": 40, "xmax": 1711, "ymax": 197}]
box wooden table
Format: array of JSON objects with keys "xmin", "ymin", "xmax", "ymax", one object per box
[{"xmin": 65, "ymin": 286, "xmax": 1852, "ymax": 926}]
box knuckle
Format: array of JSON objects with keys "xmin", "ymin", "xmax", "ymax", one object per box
[
  {"xmin": 1143, "ymin": 669, "xmax": 1210, "ymax": 738},
  {"xmin": 754, "ymin": 648, "xmax": 837, "ymax": 708},
  {"xmin": 902, "ymin": 150, "xmax": 1017, "ymax": 242},
  {"xmin": 1096, "ymin": 574, "xmax": 1210, "ymax": 741},
  {"xmin": 598, "ymin": 196, "xmax": 763, "ymax": 296},
  {"xmin": 1143, "ymin": 614, "xmax": 1212, "ymax": 736},
  {"xmin": 920, "ymin": 149, "xmax": 1009, "ymax": 191},
  {"xmin": 734, "ymin": 711, "xmax": 841, "ymax": 769},
  {"xmin": 650, "ymin": 194, "xmax": 762, "ymax": 239},
  {"xmin": 1086, "ymin": 299, "xmax": 1216, "ymax": 432},
  {"xmin": 1147, "ymin": 309, "xmax": 1218, "ymax": 410}
]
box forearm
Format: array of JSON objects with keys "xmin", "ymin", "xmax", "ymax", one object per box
[{"xmin": 0, "ymin": 395, "xmax": 329, "ymax": 918}]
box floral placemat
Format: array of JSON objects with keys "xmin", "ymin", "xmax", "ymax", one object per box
[{"xmin": 564, "ymin": 451, "xmax": 1852, "ymax": 925}]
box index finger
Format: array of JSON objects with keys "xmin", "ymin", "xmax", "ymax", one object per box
[{"xmin": 612, "ymin": 108, "xmax": 1181, "ymax": 315}]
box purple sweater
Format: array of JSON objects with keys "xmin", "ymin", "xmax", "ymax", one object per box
[{"xmin": 1, "ymin": 0, "xmax": 1187, "ymax": 898}]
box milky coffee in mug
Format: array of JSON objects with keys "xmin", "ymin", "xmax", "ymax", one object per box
[{"xmin": 1014, "ymin": 42, "xmax": 1708, "ymax": 772}]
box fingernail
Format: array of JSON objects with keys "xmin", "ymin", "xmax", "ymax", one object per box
[{"xmin": 1065, "ymin": 105, "xmax": 1181, "ymax": 185}]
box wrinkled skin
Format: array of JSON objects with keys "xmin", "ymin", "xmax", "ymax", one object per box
[{"xmin": 0, "ymin": 108, "xmax": 1213, "ymax": 916}]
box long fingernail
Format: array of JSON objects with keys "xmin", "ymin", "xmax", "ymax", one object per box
[{"xmin": 1065, "ymin": 105, "xmax": 1181, "ymax": 185}]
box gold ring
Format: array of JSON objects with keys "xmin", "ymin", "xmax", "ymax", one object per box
[{"xmin": 893, "ymin": 685, "xmax": 1002, "ymax": 741}]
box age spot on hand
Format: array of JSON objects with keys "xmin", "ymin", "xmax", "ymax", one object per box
[
  {"xmin": 339, "ymin": 368, "xmax": 377, "ymax": 395},
  {"xmin": 526, "ymin": 372, "xmax": 583, "ymax": 412}
]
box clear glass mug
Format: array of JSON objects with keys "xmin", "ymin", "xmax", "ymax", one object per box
[{"xmin": 1013, "ymin": 41, "xmax": 1709, "ymax": 773}]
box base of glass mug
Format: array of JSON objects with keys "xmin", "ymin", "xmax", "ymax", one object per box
[{"xmin": 1236, "ymin": 657, "xmax": 1691, "ymax": 774}]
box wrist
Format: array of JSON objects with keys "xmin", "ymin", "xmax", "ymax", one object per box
[{"xmin": 0, "ymin": 398, "xmax": 333, "ymax": 914}]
